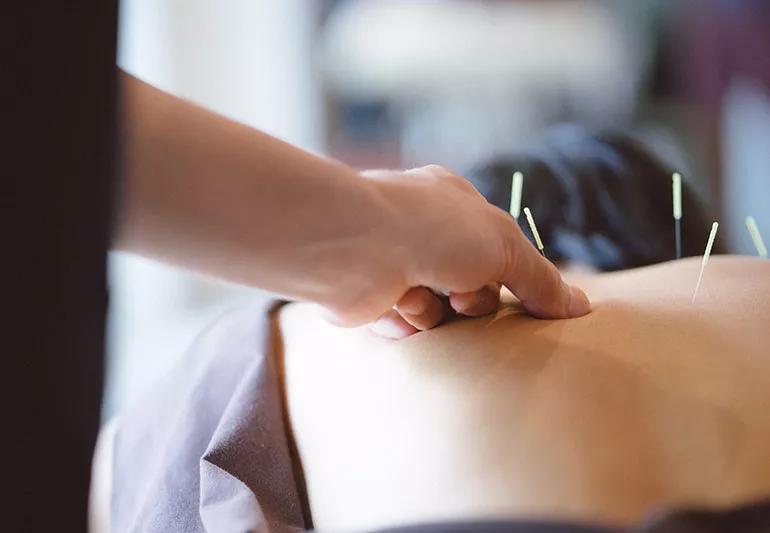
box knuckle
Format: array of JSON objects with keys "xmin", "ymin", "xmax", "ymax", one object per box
[{"xmin": 423, "ymin": 164, "xmax": 450, "ymax": 175}]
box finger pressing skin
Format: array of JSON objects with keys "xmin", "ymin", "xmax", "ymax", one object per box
[
  {"xmin": 368, "ymin": 309, "xmax": 419, "ymax": 339},
  {"xmin": 449, "ymin": 283, "xmax": 501, "ymax": 317},
  {"xmin": 500, "ymin": 222, "xmax": 591, "ymax": 319},
  {"xmin": 395, "ymin": 286, "xmax": 446, "ymax": 331}
]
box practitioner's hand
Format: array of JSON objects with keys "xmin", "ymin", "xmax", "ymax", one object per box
[
  {"xmin": 117, "ymin": 75, "xmax": 586, "ymax": 337},
  {"xmin": 360, "ymin": 165, "xmax": 591, "ymax": 339}
]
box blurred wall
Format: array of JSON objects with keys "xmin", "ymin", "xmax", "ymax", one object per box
[{"xmin": 319, "ymin": 0, "xmax": 647, "ymax": 171}]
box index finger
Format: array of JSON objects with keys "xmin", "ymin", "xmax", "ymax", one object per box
[{"xmin": 500, "ymin": 222, "xmax": 591, "ymax": 319}]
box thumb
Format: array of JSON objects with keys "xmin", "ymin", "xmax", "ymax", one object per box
[{"xmin": 500, "ymin": 225, "xmax": 591, "ymax": 319}]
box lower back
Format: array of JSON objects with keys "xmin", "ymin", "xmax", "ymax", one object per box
[{"xmin": 278, "ymin": 256, "xmax": 770, "ymax": 531}]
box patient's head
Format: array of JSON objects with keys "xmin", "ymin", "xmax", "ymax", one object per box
[{"xmin": 467, "ymin": 126, "xmax": 721, "ymax": 271}]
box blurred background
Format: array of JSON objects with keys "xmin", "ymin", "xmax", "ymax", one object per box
[{"xmin": 107, "ymin": 0, "xmax": 770, "ymax": 417}]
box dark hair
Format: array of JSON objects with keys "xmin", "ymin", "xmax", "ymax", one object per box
[{"xmin": 466, "ymin": 126, "xmax": 721, "ymax": 271}]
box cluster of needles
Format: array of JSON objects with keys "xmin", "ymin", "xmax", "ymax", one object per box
[{"xmin": 507, "ymin": 171, "xmax": 767, "ymax": 304}]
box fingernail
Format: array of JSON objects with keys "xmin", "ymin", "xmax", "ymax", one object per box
[
  {"xmin": 368, "ymin": 318, "xmax": 415, "ymax": 339},
  {"xmin": 567, "ymin": 286, "xmax": 591, "ymax": 317},
  {"xmin": 396, "ymin": 297, "xmax": 427, "ymax": 316}
]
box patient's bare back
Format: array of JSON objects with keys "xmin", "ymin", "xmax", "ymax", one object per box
[{"xmin": 278, "ymin": 256, "xmax": 770, "ymax": 531}]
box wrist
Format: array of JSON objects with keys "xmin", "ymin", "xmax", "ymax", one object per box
[
  {"xmin": 286, "ymin": 170, "xmax": 410, "ymax": 326},
  {"xmin": 360, "ymin": 171, "xmax": 416, "ymax": 281}
]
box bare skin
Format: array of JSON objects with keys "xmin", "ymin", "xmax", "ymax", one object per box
[
  {"xmin": 278, "ymin": 256, "xmax": 770, "ymax": 531},
  {"xmin": 115, "ymin": 73, "xmax": 589, "ymax": 334}
]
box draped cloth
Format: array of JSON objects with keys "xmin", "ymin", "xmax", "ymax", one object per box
[{"xmin": 112, "ymin": 301, "xmax": 306, "ymax": 533}]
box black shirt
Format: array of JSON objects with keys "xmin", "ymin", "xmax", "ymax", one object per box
[{"xmin": 4, "ymin": 2, "xmax": 118, "ymax": 531}]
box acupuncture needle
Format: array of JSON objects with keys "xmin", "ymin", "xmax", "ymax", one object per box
[
  {"xmin": 745, "ymin": 216, "xmax": 768, "ymax": 258},
  {"xmin": 673, "ymin": 172, "xmax": 682, "ymax": 259},
  {"xmin": 692, "ymin": 222, "xmax": 718, "ymax": 304},
  {"xmin": 523, "ymin": 207, "xmax": 546, "ymax": 258},
  {"xmin": 510, "ymin": 171, "xmax": 523, "ymax": 220}
]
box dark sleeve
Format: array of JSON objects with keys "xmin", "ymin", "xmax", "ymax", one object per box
[
  {"xmin": 3, "ymin": 2, "xmax": 118, "ymax": 530},
  {"xmin": 465, "ymin": 126, "xmax": 718, "ymax": 272}
]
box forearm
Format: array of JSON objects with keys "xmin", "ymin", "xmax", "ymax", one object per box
[
  {"xmin": 115, "ymin": 73, "xmax": 399, "ymax": 310},
  {"xmin": 115, "ymin": 72, "xmax": 589, "ymax": 327}
]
